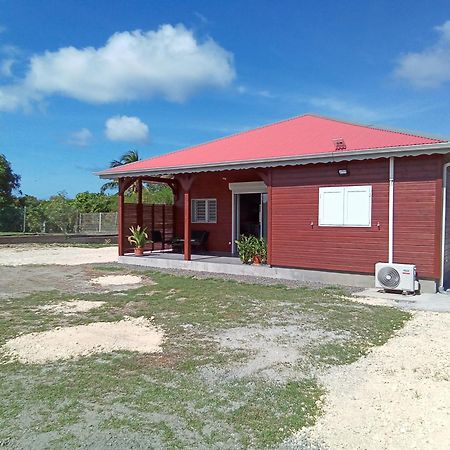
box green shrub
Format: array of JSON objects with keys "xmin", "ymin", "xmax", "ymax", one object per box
[{"xmin": 235, "ymin": 235, "xmax": 267, "ymax": 264}]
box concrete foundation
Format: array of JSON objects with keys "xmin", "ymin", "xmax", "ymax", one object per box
[
  {"xmin": 118, "ymin": 253, "xmax": 440, "ymax": 292},
  {"xmin": 119, "ymin": 253, "xmax": 376, "ymax": 289}
]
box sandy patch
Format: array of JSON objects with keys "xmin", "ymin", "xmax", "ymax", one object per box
[
  {"xmin": 90, "ymin": 274, "xmax": 143, "ymax": 286},
  {"xmin": 37, "ymin": 300, "xmax": 106, "ymax": 314},
  {"xmin": 0, "ymin": 246, "xmax": 117, "ymax": 266},
  {"xmin": 283, "ymin": 312, "xmax": 450, "ymax": 450},
  {"xmin": 2, "ymin": 316, "xmax": 163, "ymax": 364}
]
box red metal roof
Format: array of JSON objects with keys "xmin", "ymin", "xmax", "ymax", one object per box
[{"xmin": 100, "ymin": 114, "xmax": 445, "ymax": 175}]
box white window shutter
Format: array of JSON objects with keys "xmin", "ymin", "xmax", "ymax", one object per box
[
  {"xmin": 319, "ymin": 187, "xmax": 344, "ymax": 226},
  {"xmin": 192, "ymin": 200, "xmax": 206, "ymax": 223},
  {"xmin": 344, "ymin": 186, "xmax": 372, "ymax": 227},
  {"xmin": 207, "ymin": 200, "xmax": 217, "ymax": 223}
]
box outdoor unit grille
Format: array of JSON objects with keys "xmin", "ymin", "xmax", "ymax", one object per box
[{"xmin": 375, "ymin": 262, "xmax": 418, "ymax": 293}]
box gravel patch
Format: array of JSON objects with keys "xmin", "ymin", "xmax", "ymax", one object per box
[
  {"xmin": 90, "ymin": 274, "xmax": 144, "ymax": 287},
  {"xmin": 0, "ymin": 245, "xmax": 117, "ymax": 266},
  {"xmin": 282, "ymin": 312, "xmax": 450, "ymax": 450},
  {"xmin": 2, "ymin": 316, "xmax": 164, "ymax": 364},
  {"xmin": 37, "ymin": 300, "xmax": 106, "ymax": 314}
]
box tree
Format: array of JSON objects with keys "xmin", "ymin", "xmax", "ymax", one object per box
[
  {"xmin": 0, "ymin": 154, "xmax": 21, "ymax": 207},
  {"xmin": 142, "ymin": 183, "xmax": 174, "ymax": 204},
  {"xmin": 42, "ymin": 192, "xmax": 78, "ymax": 233},
  {"xmin": 100, "ymin": 150, "xmax": 140, "ymax": 193},
  {"xmin": 72, "ymin": 192, "xmax": 117, "ymax": 213}
]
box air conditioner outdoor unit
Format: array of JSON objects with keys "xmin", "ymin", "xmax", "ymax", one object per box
[{"xmin": 375, "ymin": 262, "xmax": 419, "ymax": 293}]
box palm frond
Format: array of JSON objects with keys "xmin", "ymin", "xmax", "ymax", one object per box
[
  {"xmin": 120, "ymin": 150, "xmax": 139, "ymax": 165},
  {"xmin": 100, "ymin": 181, "xmax": 118, "ymax": 193}
]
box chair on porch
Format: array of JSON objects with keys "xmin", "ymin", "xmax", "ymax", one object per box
[
  {"xmin": 150, "ymin": 230, "xmax": 172, "ymax": 251},
  {"xmin": 172, "ymin": 230, "xmax": 209, "ymax": 253}
]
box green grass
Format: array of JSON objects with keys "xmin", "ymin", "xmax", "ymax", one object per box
[{"xmin": 0, "ymin": 270, "xmax": 410, "ymax": 448}]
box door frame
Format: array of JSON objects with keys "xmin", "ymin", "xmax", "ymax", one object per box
[{"xmin": 229, "ymin": 181, "xmax": 267, "ymax": 254}]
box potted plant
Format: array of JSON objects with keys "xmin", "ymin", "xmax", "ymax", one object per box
[
  {"xmin": 235, "ymin": 235, "xmax": 267, "ymax": 265},
  {"xmin": 235, "ymin": 235, "xmax": 253, "ymax": 264},
  {"xmin": 127, "ymin": 225, "xmax": 149, "ymax": 256},
  {"xmin": 252, "ymin": 237, "xmax": 267, "ymax": 265}
]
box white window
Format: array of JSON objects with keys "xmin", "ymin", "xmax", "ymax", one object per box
[
  {"xmin": 319, "ymin": 185, "xmax": 372, "ymax": 227},
  {"xmin": 191, "ymin": 199, "xmax": 217, "ymax": 223}
]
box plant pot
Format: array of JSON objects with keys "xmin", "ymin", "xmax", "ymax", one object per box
[
  {"xmin": 134, "ymin": 247, "xmax": 144, "ymax": 256},
  {"xmin": 252, "ymin": 255, "xmax": 262, "ymax": 265}
]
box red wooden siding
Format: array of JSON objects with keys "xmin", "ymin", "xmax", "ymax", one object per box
[
  {"xmin": 270, "ymin": 159, "xmax": 390, "ymax": 274},
  {"xmin": 393, "ymin": 155, "xmax": 443, "ymax": 279},
  {"xmin": 172, "ymin": 155, "xmax": 443, "ymax": 281},
  {"xmin": 270, "ymin": 156, "xmax": 443, "ymax": 279},
  {"xmin": 123, "ymin": 203, "xmax": 174, "ymax": 254}
]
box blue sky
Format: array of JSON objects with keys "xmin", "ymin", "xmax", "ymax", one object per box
[{"xmin": 1, "ymin": 0, "xmax": 450, "ymax": 198}]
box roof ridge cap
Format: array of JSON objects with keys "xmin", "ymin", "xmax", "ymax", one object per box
[
  {"xmin": 106, "ymin": 113, "xmax": 447, "ymax": 173},
  {"xmin": 305, "ymin": 113, "xmax": 446, "ymax": 142}
]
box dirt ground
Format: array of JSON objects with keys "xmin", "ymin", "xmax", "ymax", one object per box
[
  {"xmin": 0, "ymin": 265, "xmax": 149, "ymax": 299},
  {"xmin": 0, "ymin": 245, "xmax": 449, "ymax": 449},
  {"xmin": 282, "ymin": 311, "xmax": 450, "ymax": 449},
  {"xmin": 0, "ymin": 244, "xmax": 117, "ymax": 266}
]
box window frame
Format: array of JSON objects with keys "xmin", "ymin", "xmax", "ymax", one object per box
[
  {"xmin": 318, "ymin": 185, "xmax": 372, "ymax": 227},
  {"xmin": 191, "ymin": 198, "xmax": 218, "ymax": 224}
]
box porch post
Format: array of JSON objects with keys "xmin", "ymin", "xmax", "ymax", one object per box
[
  {"xmin": 136, "ymin": 177, "xmax": 143, "ymax": 228},
  {"xmin": 267, "ymin": 169, "xmax": 273, "ymax": 266},
  {"xmin": 177, "ymin": 175, "xmax": 195, "ymax": 261},
  {"xmin": 184, "ymin": 190, "xmax": 191, "ymax": 261},
  {"xmin": 118, "ymin": 178, "xmax": 125, "ymax": 256}
]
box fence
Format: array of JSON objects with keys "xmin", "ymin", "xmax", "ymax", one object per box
[
  {"xmin": 0, "ymin": 206, "xmax": 118, "ymax": 234},
  {"xmin": 77, "ymin": 212, "xmax": 118, "ymax": 234},
  {"xmin": 122, "ymin": 203, "xmax": 174, "ymax": 253}
]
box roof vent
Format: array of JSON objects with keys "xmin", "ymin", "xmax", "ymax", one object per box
[{"xmin": 333, "ymin": 138, "xmax": 346, "ymax": 151}]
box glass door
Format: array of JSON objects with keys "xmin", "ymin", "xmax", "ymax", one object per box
[{"xmin": 235, "ymin": 193, "xmax": 267, "ymax": 239}]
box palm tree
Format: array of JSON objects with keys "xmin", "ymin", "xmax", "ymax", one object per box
[{"xmin": 100, "ymin": 150, "xmax": 140, "ymax": 193}]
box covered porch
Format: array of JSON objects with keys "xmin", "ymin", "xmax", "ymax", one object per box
[{"xmin": 116, "ymin": 170, "xmax": 273, "ymax": 262}]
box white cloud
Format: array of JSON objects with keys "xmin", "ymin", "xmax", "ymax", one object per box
[
  {"xmin": 67, "ymin": 128, "xmax": 93, "ymax": 147},
  {"xmin": 105, "ymin": 115, "xmax": 149, "ymax": 143},
  {"xmin": 236, "ymin": 84, "xmax": 275, "ymax": 98},
  {"xmin": 0, "ymin": 24, "xmax": 235, "ymax": 111},
  {"xmin": 394, "ymin": 20, "xmax": 450, "ymax": 88}
]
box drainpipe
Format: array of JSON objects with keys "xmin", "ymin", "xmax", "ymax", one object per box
[
  {"xmin": 388, "ymin": 157, "xmax": 395, "ymax": 264},
  {"xmin": 439, "ymin": 162, "xmax": 450, "ymax": 292}
]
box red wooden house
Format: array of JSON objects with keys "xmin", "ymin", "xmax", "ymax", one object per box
[{"xmin": 98, "ymin": 114, "xmax": 450, "ymax": 293}]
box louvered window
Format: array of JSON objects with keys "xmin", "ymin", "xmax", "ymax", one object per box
[{"xmin": 191, "ymin": 199, "xmax": 217, "ymax": 223}]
